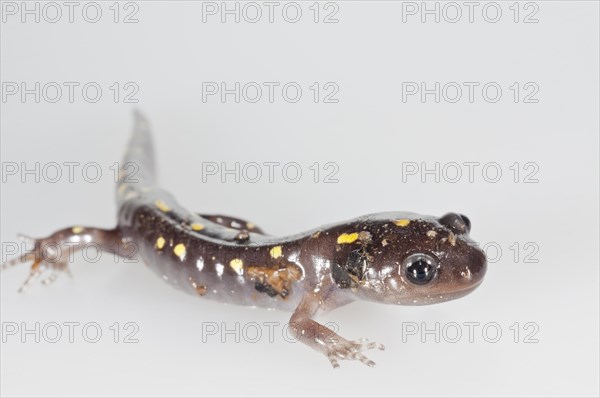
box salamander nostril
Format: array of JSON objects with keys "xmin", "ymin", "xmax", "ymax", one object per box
[{"xmin": 459, "ymin": 214, "xmax": 471, "ymax": 233}]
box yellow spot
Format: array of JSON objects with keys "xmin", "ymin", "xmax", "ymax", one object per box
[
  {"xmin": 229, "ymin": 258, "xmax": 244, "ymax": 274},
  {"xmin": 246, "ymin": 222, "xmax": 255, "ymax": 229},
  {"xmin": 337, "ymin": 232, "xmax": 359, "ymax": 244},
  {"xmin": 191, "ymin": 223, "xmax": 204, "ymax": 231},
  {"xmin": 72, "ymin": 226, "xmax": 84, "ymax": 234},
  {"xmin": 155, "ymin": 199, "xmax": 171, "ymax": 212},
  {"xmin": 269, "ymin": 246, "xmax": 283, "ymax": 259},
  {"xmin": 173, "ymin": 243, "xmax": 186, "ymax": 260},
  {"xmin": 393, "ymin": 219, "xmax": 410, "ymax": 227},
  {"xmin": 156, "ymin": 236, "xmax": 166, "ymax": 250}
]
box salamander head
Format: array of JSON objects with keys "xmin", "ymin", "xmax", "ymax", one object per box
[{"xmin": 329, "ymin": 212, "xmax": 487, "ymax": 305}]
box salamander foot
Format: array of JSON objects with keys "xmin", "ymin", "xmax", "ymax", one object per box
[
  {"xmin": 324, "ymin": 337, "xmax": 385, "ymax": 368},
  {"xmin": 1, "ymin": 232, "xmax": 74, "ymax": 293}
]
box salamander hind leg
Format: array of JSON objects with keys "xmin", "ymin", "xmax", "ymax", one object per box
[{"xmin": 1, "ymin": 227, "xmax": 125, "ymax": 293}]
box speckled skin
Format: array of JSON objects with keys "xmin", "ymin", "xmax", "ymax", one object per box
[{"xmin": 3, "ymin": 113, "xmax": 487, "ymax": 367}]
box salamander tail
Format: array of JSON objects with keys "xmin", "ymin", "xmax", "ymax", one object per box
[{"xmin": 117, "ymin": 110, "xmax": 157, "ymax": 197}]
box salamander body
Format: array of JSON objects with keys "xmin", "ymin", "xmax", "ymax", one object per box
[{"xmin": 3, "ymin": 113, "xmax": 487, "ymax": 367}]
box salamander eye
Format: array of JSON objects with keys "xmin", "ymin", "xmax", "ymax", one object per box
[
  {"xmin": 459, "ymin": 214, "xmax": 471, "ymax": 233},
  {"xmin": 439, "ymin": 212, "xmax": 471, "ymax": 234},
  {"xmin": 402, "ymin": 253, "xmax": 438, "ymax": 285}
]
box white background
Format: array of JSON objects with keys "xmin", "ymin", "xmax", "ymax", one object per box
[{"xmin": 1, "ymin": 1, "xmax": 598, "ymax": 396}]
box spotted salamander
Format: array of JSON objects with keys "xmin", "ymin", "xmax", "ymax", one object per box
[{"xmin": 2, "ymin": 112, "xmax": 487, "ymax": 367}]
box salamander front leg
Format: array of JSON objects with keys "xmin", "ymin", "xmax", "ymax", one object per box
[
  {"xmin": 1, "ymin": 227, "xmax": 129, "ymax": 292},
  {"xmin": 289, "ymin": 292, "xmax": 384, "ymax": 368}
]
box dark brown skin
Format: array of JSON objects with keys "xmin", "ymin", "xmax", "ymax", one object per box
[{"xmin": 2, "ymin": 113, "xmax": 487, "ymax": 367}]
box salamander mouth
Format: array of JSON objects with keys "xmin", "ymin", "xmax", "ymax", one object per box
[
  {"xmin": 387, "ymin": 278, "xmax": 485, "ymax": 306},
  {"xmin": 446, "ymin": 279, "xmax": 485, "ymax": 298}
]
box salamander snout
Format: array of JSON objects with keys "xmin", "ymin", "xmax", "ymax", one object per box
[
  {"xmin": 439, "ymin": 213, "xmax": 471, "ymax": 234},
  {"xmin": 463, "ymin": 244, "xmax": 487, "ymax": 286},
  {"xmin": 436, "ymin": 239, "xmax": 487, "ymax": 300}
]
